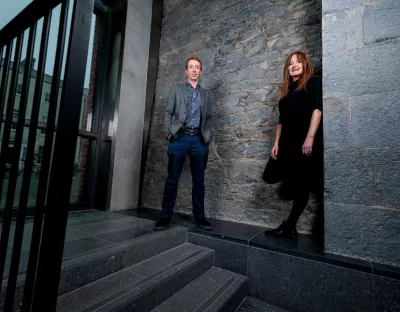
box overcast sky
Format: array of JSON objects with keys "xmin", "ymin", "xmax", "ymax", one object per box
[{"xmin": 0, "ymin": 0, "xmax": 95, "ymax": 89}]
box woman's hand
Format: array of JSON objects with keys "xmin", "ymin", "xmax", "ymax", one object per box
[
  {"xmin": 302, "ymin": 135, "xmax": 314, "ymax": 156},
  {"xmin": 270, "ymin": 144, "xmax": 279, "ymax": 160}
]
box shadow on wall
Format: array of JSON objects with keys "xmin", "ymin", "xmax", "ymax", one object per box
[{"xmin": 142, "ymin": 0, "xmax": 323, "ymax": 235}]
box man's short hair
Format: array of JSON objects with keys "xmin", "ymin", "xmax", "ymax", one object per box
[{"xmin": 186, "ymin": 56, "xmax": 202, "ymax": 70}]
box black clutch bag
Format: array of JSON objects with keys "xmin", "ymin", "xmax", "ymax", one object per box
[{"xmin": 262, "ymin": 157, "xmax": 282, "ymax": 184}]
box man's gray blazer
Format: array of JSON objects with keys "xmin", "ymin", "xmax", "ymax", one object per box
[{"xmin": 164, "ymin": 82, "xmax": 214, "ymax": 143}]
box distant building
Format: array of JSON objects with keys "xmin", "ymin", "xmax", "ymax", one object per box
[{"xmin": 0, "ymin": 58, "xmax": 88, "ymax": 171}]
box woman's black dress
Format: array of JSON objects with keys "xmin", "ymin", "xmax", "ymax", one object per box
[{"xmin": 278, "ymin": 76, "xmax": 323, "ymax": 192}]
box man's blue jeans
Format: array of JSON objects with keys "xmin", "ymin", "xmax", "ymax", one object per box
[{"xmin": 161, "ymin": 132, "xmax": 209, "ymax": 220}]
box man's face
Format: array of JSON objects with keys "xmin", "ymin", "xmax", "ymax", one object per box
[{"xmin": 186, "ymin": 60, "xmax": 202, "ymax": 82}]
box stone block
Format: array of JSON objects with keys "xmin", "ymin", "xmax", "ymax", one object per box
[
  {"xmin": 61, "ymin": 236, "xmax": 114, "ymax": 260},
  {"xmin": 324, "ymin": 148, "xmax": 400, "ymax": 207},
  {"xmin": 324, "ymin": 202, "xmax": 400, "ymax": 266},
  {"xmin": 66, "ymin": 211, "xmax": 127, "ymax": 227},
  {"xmin": 323, "ymin": 97, "xmax": 351, "ymax": 149},
  {"xmin": 152, "ymin": 248, "xmax": 214, "ymax": 304},
  {"xmin": 236, "ymin": 297, "xmax": 288, "ymax": 312},
  {"xmin": 248, "ymin": 246, "xmax": 375, "ymax": 312},
  {"xmin": 350, "ymin": 90, "xmax": 400, "ymax": 148},
  {"xmin": 58, "ymin": 248, "xmax": 127, "ymax": 296},
  {"xmin": 152, "ymin": 267, "xmax": 247, "ymax": 312},
  {"xmin": 373, "ymin": 275, "xmax": 400, "ymax": 311},
  {"xmin": 345, "ymin": 6, "xmax": 363, "ymax": 49},
  {"xmin": 364, "ymin": 0, "xmax": 400, "ymax": 44},
  {"xmin": 323, "ymin": 41, "xmax": 400, "ymax": 98},
  {"xmin": 94, "ymin": 280, "xmax": 158, "ymax": 312},
  {"xmin": 188, "ymin": 233, "xmax": 248, "ymax": 275},
  {"xmin": 56, "ymin": 269, "xmax": 142, "ymax": 312},
  {"xmin": 126, "ymin": 227, "xmax": 187, "ymax": 266},
  {"xmin": 96, "ymin": 223, "xmax": 155, "ymax": 244},
  {"xmin": 66, "ymin": 218, "xmax": 151, "ymax": 241},
  {"xmin": 322, "ymin": 11, "xmax": 347, "ymax": 54},
  {"xmin": 322, "ymin": 0, "xmax": 365, "ymax": 12}
]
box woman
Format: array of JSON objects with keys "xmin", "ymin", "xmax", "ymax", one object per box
[{"xmin": 264, "ymin": 51, "xmax": 322, "ymax": 238}]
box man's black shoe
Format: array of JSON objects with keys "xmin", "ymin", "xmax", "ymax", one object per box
[
  {"xmin": 154, "ymin": 219, "xmax": 170, "ymax": 231},
  {"xmin": 195, "ymin": 218, "xmax": 212, "ymax": 230}
]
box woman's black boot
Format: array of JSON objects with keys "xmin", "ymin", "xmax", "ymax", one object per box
[{"xmin": 264, "ymin": 221, "xmax": 297, "ymax": 239}]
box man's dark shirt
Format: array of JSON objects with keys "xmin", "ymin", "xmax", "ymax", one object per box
[{"xmin": 184, "ymin": 81, "xmax": 201, "ymax": 129}]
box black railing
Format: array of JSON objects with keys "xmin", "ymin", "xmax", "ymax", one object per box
[
  {"xmin": 3, "ymin": 22, "xmax": 37, "ymax": 311},
  {"xmin": 0, "ymin": 0, "xmax": 95, "ymax": 311}
]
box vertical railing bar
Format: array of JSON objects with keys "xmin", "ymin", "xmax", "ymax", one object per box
[
  {"xmin": 3, "ymin": 23, "xmax": 37, "ymax": 312},
  {"xmin": 31, "ymin": 0, "xmax": 94, "ymax": 309},
  {"xmin": 0, "ymin": 33, "xmax": 24, "ymax": 287},
  {"xmin": 20, "ymin": 4, "xmax": 63, "ymax": 310},
  {"xmin": 0, "ymin": 46, "xmax": 4, "ymax": 87},
  {"xmin": 0, "ymin": 42, "xmax": 13, "ymax": 163}
]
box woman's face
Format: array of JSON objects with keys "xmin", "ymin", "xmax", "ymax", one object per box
[{"xmin": 288, "ymin": 54, "xmax": 303, "ymax": 81}]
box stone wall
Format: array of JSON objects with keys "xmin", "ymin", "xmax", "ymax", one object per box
[
  {"xmin": 142, "ymin": 0, "xmax": 322, "ymax": 232},
  {"xmin": 322, "ymin": 0, "xmax": 400, "ymax": 265}
]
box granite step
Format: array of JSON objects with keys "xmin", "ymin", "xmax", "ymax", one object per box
[
  {"xmin": 235, "ymin": 297, "xmax": 289, "ymax": 312},
  {"xmin": 1, "ymin": 226, "xmax": 187, "ymax": 311},
  {"xmin": 58, "ymin": 225, "xmax": 187, "ymax": 295},
  {"xmin": 56, "ymin": 243, "xmax": 214, "ymax": 312},
  {"xmin": 3, "ymin": 214, "xmax": 154, "ymax": 277},
  {"xmin": 151, "ymin": 266, "xmax": 247, "ymax": 312}
]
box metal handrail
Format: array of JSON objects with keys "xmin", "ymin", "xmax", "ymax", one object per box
[{"xmin": 0, "ymin": 0, "xmax": 63, "ymax": 47}]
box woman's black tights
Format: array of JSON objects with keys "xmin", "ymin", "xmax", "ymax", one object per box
[{"xmin": 285, "ymin": 184, "xmax": 310, "ymax": 231}]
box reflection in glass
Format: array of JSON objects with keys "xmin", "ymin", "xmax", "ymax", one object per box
[
  {"xmin": 80, "ymin": 14, "xmax": 100, "ymax": 132},
  {"xmin": 0, "ymin": 27, "xmax": 29, "ymax": 209},
  {"xmin": 70, "ymin": 136, "xmax": 92, "ymax": 203},
  {"xmin": 0, "ymin": 128, "xmax": 53, "ymax": 210},
  {"xmin": 1, "ymin": 6, "xmax": 103, "ymax": 210}
]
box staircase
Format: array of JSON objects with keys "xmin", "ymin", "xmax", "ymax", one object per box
[
  {"xmin": 2, "ymin": 212, "xmax": 289, "ymax": 312},
  {"xmin": 55, "ymin": 226, "xmax": 247, "ymax": 312}
]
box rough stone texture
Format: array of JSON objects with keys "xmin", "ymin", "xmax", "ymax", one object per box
[
  {"xmin": 351, "ymin": 90, "xmax": 400, "ymax": 148},
  {"xmin": 324, "ymin": 148, "xmax": 400, "ymax": 208},
  {"xmin": 322, "ymin": 98, "xmax": 351, "ymax": 149},
  {"xmin": 323, "ymin": 0, "xmax": 400, "ymax": 265},
  {"xmin": 142, "ymin": 0, "xmax": 323, "ymax": 233},
  {"xmin": 363, "ymin": 0, "xmax": 400, "ymax": 44},
  {"xmin": 248, "ymin": 246, "xmax": 376, "ymax": 312},
  {"xmin": 325, "ymin": 203, "xmax": 400, "ymax": 266},
  {"xmin": 322, "ymin": 0, "xmax": 365, "ymax": 12},
  {"xmin": 323, "ymin": 40, "xmax": 400, "ymax": 98}
]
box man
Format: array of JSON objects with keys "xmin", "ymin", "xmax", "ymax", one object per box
[{"xmin": 154, "ymin": 56, "xmax": 213, "ymax": 231}]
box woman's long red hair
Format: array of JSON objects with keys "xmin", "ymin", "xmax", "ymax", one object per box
[{"xmin": 280, "ymin": 51, "xmax": 314, "ymax": 99}]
